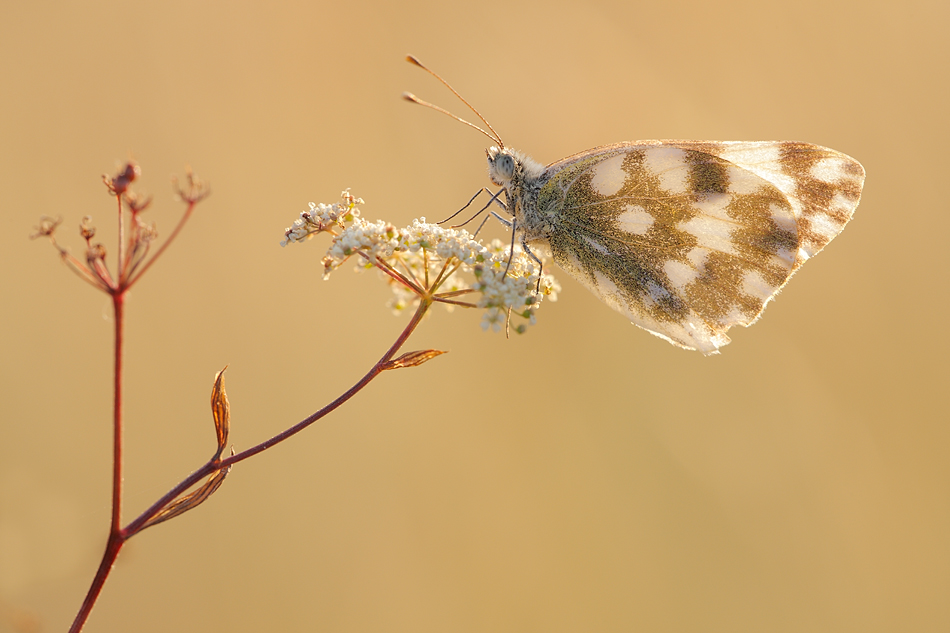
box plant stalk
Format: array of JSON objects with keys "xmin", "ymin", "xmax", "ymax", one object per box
[{"xmin": 69, "ymin": 295, "xmax": 432, "ymax": 632}]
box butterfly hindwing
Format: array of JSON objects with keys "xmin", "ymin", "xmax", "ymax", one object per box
[{"xmin": 527, "ymin": 141, "xmax": 864, "ymax": 353}]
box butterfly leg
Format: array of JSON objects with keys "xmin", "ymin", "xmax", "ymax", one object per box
[
  {"xmin": 500, "ymin": 219, "xmax": 542, "ymax": 278},
  {"xmin": 500, "ymin": 217, "xmax": 520, "ymax": 277},
  {"xmin": 520, "ymin": 237, "xmax": 543, "ymax": 270},
  {"xmin": 441, "ymin": 187, "xmax": 507, "ymax": 227},
  {"xmin": 489, "ymin": 209, "xmax": 512, "ymax": 228},
  {"xmin": 472, "ymin": 206, "xmax": 516, "ymax": 238},
  {"xmin": 520, "ymin": 236, "xmax": 545, "ymax": 292},
  {"xmin": 438, "ymin": 188, "xmax": 486, "ymax": 224}
]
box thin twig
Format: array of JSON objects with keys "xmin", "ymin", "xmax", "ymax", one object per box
[
  {"xmin": 125, "ymin": 297, "xmax": 431, "ymax": 536},
  {"xmin": 126, "ymin": 200, "xmax": 196, "ymax": 288},
  {"xmin": 70, "ymin": 298, "xmax": 432, "ymax": 632}
]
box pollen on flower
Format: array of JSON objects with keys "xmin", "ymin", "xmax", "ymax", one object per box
[{"xmin": 283, "ymin": 195, "xmax": 560, "ymax": 333}]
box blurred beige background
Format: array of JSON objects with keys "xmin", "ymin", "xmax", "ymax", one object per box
[{"xmin": 1, "ymin": 0, "xmax": 947, "ymax": 631}]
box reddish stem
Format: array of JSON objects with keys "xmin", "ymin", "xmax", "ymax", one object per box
[
  {"xmin": 125, "ymin": 296, "xmax": 432, "ymax": 535},
  {"xmin": 68, "ymin": 290, "xmax": 126, "ymax": 633},
  {"xmin": 116, "ymin": 194, "xmax": 125, "ymax": 284},
  {"xmin": 111, "ymin": 293, "xmax": 124, "ymax": 533},
  {"xmin": 126, "ymin": 200, "xmax": 195, "ymax": 288},
  {"xmin": 67, "ymin": 532, "xmax": 123, "ymax": 633},
  {"xmin": 66, "ymin": 175, "xmax": 206, "ymax": 632},
  {"xmin": 69, "ymin": 295, "xmax": 433, "ymax": 632}
]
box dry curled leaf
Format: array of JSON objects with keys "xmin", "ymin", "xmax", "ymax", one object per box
[
  {"xmin": 211, "ymin": 366, "xmax": 230, "ymax": 458},
  {"xmin": 381, "ymin": 349, "xmax": 447, "ymax": 371},
  {"xmin": 137, "ymin": 369, "xmax": 234, "ymax": 533},
  {"xmin": 138, "ymin": 456, "xmax": 232, "ymax": 532}
]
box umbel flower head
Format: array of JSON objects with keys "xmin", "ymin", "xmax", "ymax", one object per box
[{"xmin": 282, "ymin": 191, "xmax": 560, "ymax": 333}]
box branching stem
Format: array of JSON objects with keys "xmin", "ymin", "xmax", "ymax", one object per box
[{"xmin": 69, "ymin": 292, "xmax": 433, "ymax": 632}]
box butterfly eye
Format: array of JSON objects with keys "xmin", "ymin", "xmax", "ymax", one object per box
[{"xmin": 490, "ymin": 153, "xmax": 516, "ymax": 185}]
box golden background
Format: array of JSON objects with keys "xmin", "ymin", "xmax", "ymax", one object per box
[{"xmin": 1, "ymin": 0, "xmax": 947, "ymax": 631}]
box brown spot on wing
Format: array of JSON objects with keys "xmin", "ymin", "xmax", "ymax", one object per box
[
  {"xmin": 686, "ymin": 150, "xmax": 730, "ymax": 194},
  {"xmin": 685, "ymin": 252, "xmax": 760, "ymax": 323}
]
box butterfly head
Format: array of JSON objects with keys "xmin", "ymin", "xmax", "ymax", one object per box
[
  {"xmin": 486, "ymin": 146, "xmax": 515, "ymax": 186},
  {"xmin": 486, "ymin": 146, "xmax": 545, "ymax": 191}
]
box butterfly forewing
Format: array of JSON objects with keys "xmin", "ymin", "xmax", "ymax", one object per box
[
  {"xmin": 710, "ymin": 141, "xmax": 865, "ymax": 263},
  {"xmin": 527, "ymin": 141, "xmax": 864, "ymax": 353}
]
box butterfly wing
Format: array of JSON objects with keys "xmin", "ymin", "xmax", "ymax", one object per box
[{"xmin": 533, "ymin": 141, "xmax": 865, "ymax": 353}]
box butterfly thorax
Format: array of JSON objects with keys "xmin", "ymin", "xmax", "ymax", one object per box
[{"xmin": 486, "ymin": 146, "xmax": 550, "ymax": 244}]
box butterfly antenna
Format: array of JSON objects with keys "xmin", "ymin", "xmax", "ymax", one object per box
[
  {"xmin": 404, "ymin": 55, "xmax": 504, "ymax": 148},
  {"xmin": 402, "ymin": 92, "xmax": 500, "ymax": 146}
]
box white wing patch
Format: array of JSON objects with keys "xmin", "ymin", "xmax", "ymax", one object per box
[
  {"xmin": 722, "ymin": 164, "xmax": 766, "ymax": 195},
  {"xmin": 694, "ymin": 193, "xmax": 732, "ymax": 221},
  {"xmin": 678, "ymin": 215, "xmax": 738, "ymax": 256},
  {"xmin": 616, "ymin": 205, "xmax": 653, "ymax": 235},
  {"xmin": 589, "ymin": 154, "xmax": 626, "ymax": 196},
  {"xmin": 741, "ymin": 270, "xmax": 774, "ymax": 302},
  {"xmin": 643, "ymin": 147, "xmax": 690, "ymax": 193},
  {"xmin": 811, "ymin": 156, "xmax": 854, "ymax": 183},
  {"xmin": 769, "ymin": 202, "xmax": 797, "ymax": 233},
  {"xmin": 581, "ymin": 234, "xmax": 610, "ymax": 255},
  {"xmin": 664, "ymin": 259, "xmax": 699, "ymax": 292}
]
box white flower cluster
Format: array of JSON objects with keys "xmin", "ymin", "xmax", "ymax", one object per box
[
  {"xmin": 283, "ymin": 193, "xmax": 560, "ymax": 333},
  {"xmin": 280, "ymin": 190, "xmax": 363, "ymax": 247},
  {"xmin": 471, "ymin": 239, "xmax": 560, "ymax": 334}
]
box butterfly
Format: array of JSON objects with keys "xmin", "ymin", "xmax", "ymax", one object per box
[{"xmin": 404, "ymin": 56, "xmax": 866, "ymax": 354}]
